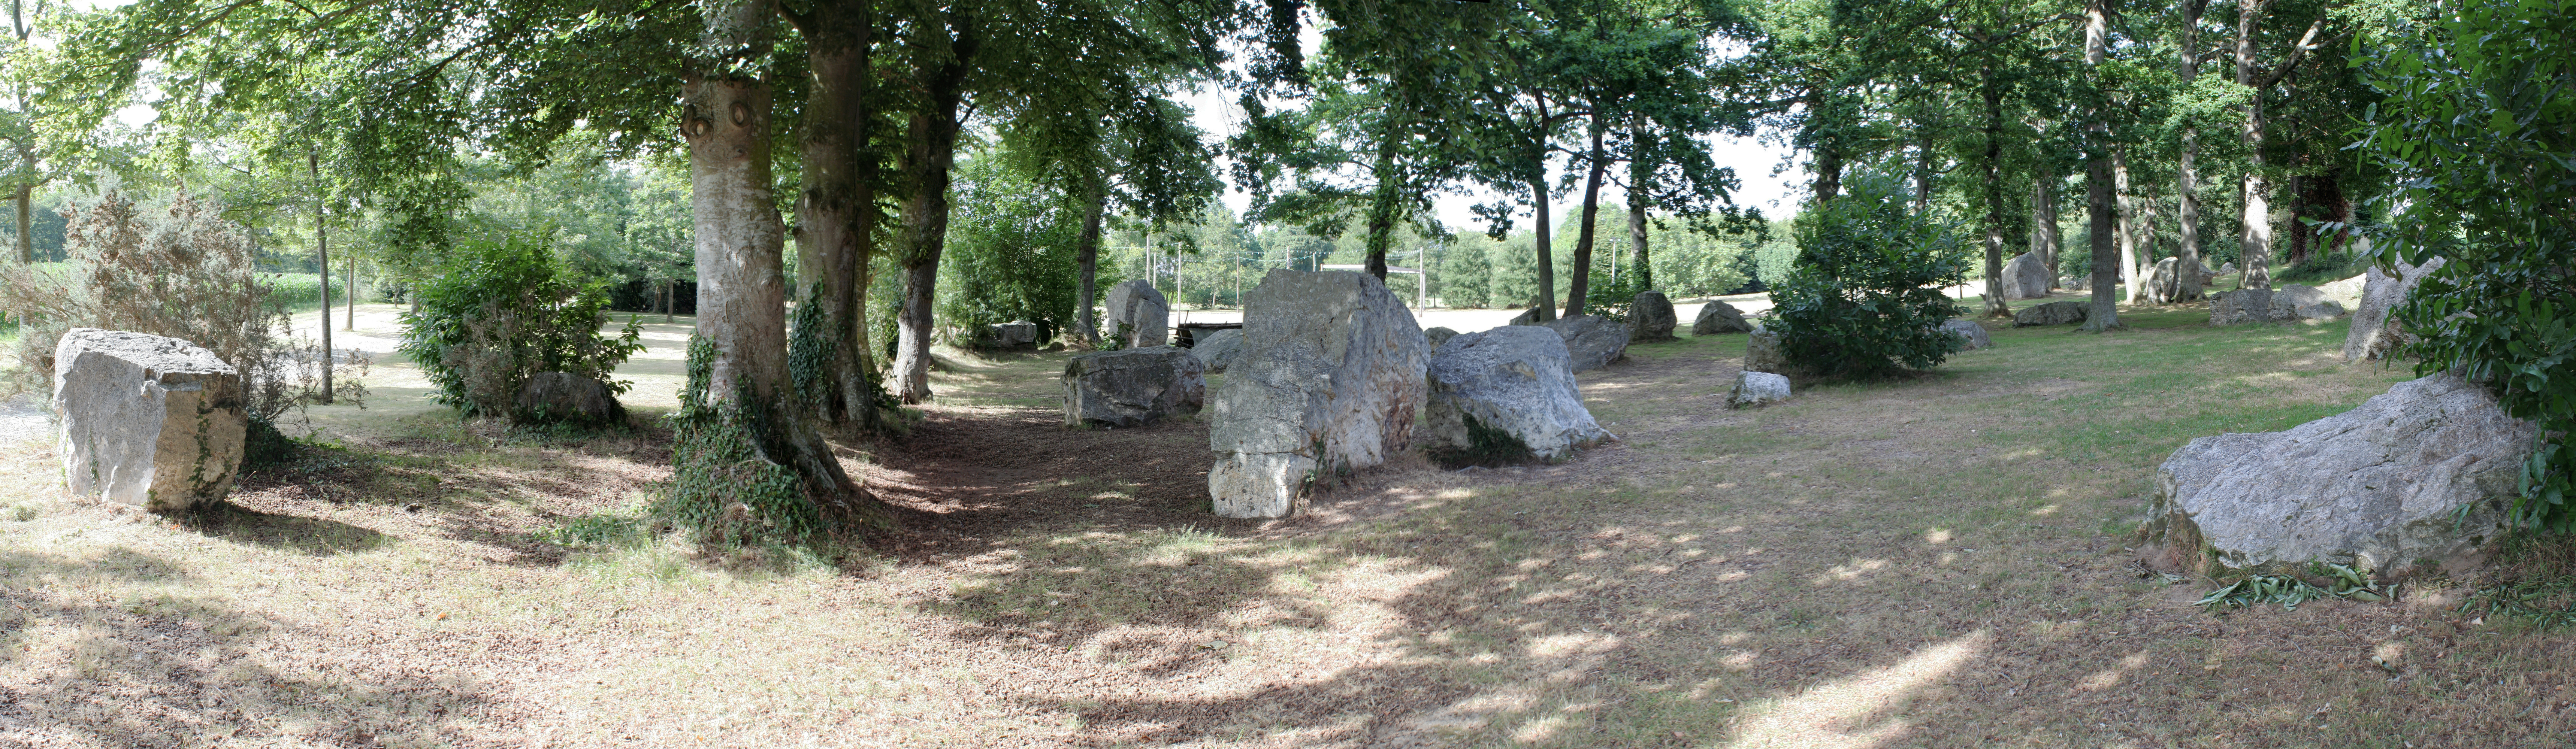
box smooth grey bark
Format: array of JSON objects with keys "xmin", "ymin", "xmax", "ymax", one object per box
[
  {"xmin": 888, "ymin": 7, "xmax": 977, "ymax": 403},
  {"xmin": 1528, "ymin": 92, "xmax": 1557, "ymax": 322},
  {"xmin": 2114, "ymin": 145, "xmax": 2144, "ymax": 303},
  {"xmin": 1980, "ymin": 81, "xmax": 2010, "ymax": 317},
  {"xmin": 2175, "ymin": 0, "xmax": 2208, "ymax": 301},
  {"xmin": 2230, "ymin": 5, "xmax": 2324, "ymax": 291},
  {"xmin": 1073, "ymin": 181, "xmax": 1105, "ymax": 345},
  {"xmin": 2031, "ymin": 167, "xmax": 2059, "ymax": 284},
  {"xmin": 344, "ymin": 256, "xmax": 354, "ymax": 330},
  {"xmin": 2080, "ymin": 0, "xmax": 2121, "ymax": 331},
  {"xmin": 308, "ymin": 151, "xmax": 332, "ymax": 403},
  {"xmin": 789, "ymin": 0, "xmax": 879, "ymax": 429},
  {"xmin": 1626, "ymin": 192, "xmax": 1650, "ymax": 292},
  {"xmin": 10, "ymin": 183, "xmax": 25, "ymax": 264}
]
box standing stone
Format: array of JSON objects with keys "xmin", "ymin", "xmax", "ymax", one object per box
[
  {"xmin": 1692, "ymin": 301, "xmax": 1753, "ymax": 334},
  {"xmin": 1539, "ymin": 315, "xmax": 1630, "ymax": 372},
  {"xmin": 516, "ymin": 372, "xmax": 626, "ymax": 425},
  {"xmin": 1104, "ymin": 279, "xmax": 1169, "ymax": 348},
  {"xmin": 53, "ymin": 329, "xmax": 247, "ymax": 512},
  {"xmin": 1742, "ymin": 327, "xmax": 1789, "ymax": 374},
  {"xmin": 2345, "ymin": 256, "xmax": 2446, "ymax": 362},
  {"xmin": 1421, "ymin": 327, "xmax": 1610, "ymax": 463},
  {"xmin": 2141, "ymin": 373, "xmax": 2533, "ymax": 578},
  {"xmin": 2013, "ymin": 300, "xmax": 2088, "ymax": 327},
  {"xmin": 1627, "ymin": 291, "xmax": 1678, "ymax": 342},
  {"xmin": 2003, "ymin": 252, "xmax": 2052, "ymax": 300},
  {"xmin": 1422, "ymin": 327, "xmax": 1461, "ymax": 349},
  {"xmin": 1063, "ymin": 346, "xmax": 1205, "ymax": 427},
  {"xmin": 2208, "ymin": 288, "xmax": 2273, "ymax": 325},
  {"xmin": 2140, "ymin": 257, "xmax": 2212, "ymax": 305},
  {"xmin": 1209, "ymin": 271, "xmax": 1428, "ymax": 518},
  {"xmin": 1190, "ymin": 328, "xmax": 1245, "ymax": 374},
  {"xmin": 1941, "ymin": 319, "xmax": 1993, "ymax": 350},
  {"xmin": 1729, "ymin": 370, "xmax": 1792, "ymax": 408},
  {"xmin": 2216, "ymin": 261, "xmax": 2237, "ymax": 277}
]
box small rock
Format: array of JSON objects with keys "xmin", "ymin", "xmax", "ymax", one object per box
[
  {"xmin": 1691, "ymin": 301, "xmax": 1754, "ymax": 335},
  {"xmin": 1422, "ymin": 326, "xmax": 1461, "ymax": 350},
  {"xmin": 1742, "ymin": 327, "xmax": 1789, "ymax": 374},
  {"xmin": 1941, "ymin": 319, "xmax": 1992, "ymax": 350},
  {"xmin": 1730, "ymin": 371, "xmax": 1792, "ymax": 408},
  {"xmin": 2013, "ymin": 300, "xmax": 2088, "ymax": 327},
  {"xmin": 1190, "ymin": 328, "xmax": 1244, "ymax": 374},
  {"xmin": 515, "ymin": 372, "xmax": 626, "ymax": 425},
  {"xmin": 1104, "ymin": 279, "xmax": 1170, "ymax": 348},
  {"xmin": 405, "ymin": 503, "xmax": 423, "ymax": 513}
]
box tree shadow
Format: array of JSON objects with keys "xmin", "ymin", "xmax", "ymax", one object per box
[{"xmin": 179, "ymin": 501, "xmax": 390, "ymax": 556}]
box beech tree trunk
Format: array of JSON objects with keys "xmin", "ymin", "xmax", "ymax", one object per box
[
  {"xmin": 2235, "ymin": 0, "xmax": 2273, "ymax": 290},
  {"xmin": 309, "ymin": 151, "xmax": 333, "ymax": 404},
  {"xmin": 13, "ymin": 183, "xmax": 28, "ymax": 264},
  {"xmin": 1626, "ymin": 193, "xmax": 1650, "ymax": 292},
  {"xmin": 1981, "ymin": 82, "xmax": 2011, "ymax": 316},
  {"xmin": 888, "ymin": 9, "xmax": 978, "ymax": 403},
  {"xmin": 2114, "ymin": 146, "xmax": 2144, "ymax": 303},
  {"xmin": 1073, "ymin": 181, "xmax": 1105, "ymax": 345},
  {"xmin": 2079, "ymin": 0, "xmax": 2121, "ymax": 331},
  {"xmin": 791, "ymin": 0, "xmax": 879, "ymax": 429},
  {"xmin": 2031, "ymin": 171, "xmax": 2059, "ymax": 285},
  {"xmin": 1566, "ymin": 116, "xmax": 1606, "ymax": 317},
  {"xmin": 1527, "ymin": 93, "xmax": 1556, "ymax": 322},
  {"xmin": 344, "ymin": 257, "xmax": 355, "ymax": 330},
  {"xmin": 2175, "ymin": 0, "xmax": 2207, "ymax": 301}
]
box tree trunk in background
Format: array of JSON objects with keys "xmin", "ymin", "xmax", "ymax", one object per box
[
  {"xmin": 2031, "ymin": 172, "xmax": 2059, "ymax": 286},
  {"xmin": 1627, "ymin": 192, "xmax": 1651, "ymax": 292},
  {"xmin": 791, "ymin": 0, "xmax": 880, "ymax": 430},
  {"xmin": 2175, "ymin": 0, "xmax": 2208, "ymax": 301},
  {"xmin": 2114, "ymin": 146, "xmax": 2143, "ymax": 303},
  {"xmin": 308, "ymin": 151, "xmax": 333, "ymax": 404},
  {"xmin": 2079, "ymin": 0, "xmax": 2121, "ymax": 331},
  {"xmin": 2285, "ymin": 174, "xmax": 2310, "ymax": 267},
  {"xmin": 1980, "ymin": 82, "xmax": 2011, "ymax": 317},
  {"xmin": 1363, "ymin": 127, "xmax": 1400, "ymax": 281},
  {"xmin": 12, "ymin": 183, "xmax": 28, "ymax": 264},
  {"xmin": 1530, "ymin": 175, "xmax": 1556, "ymax": 321},
  {"xmin": 1073, "ymin": 181, "xmax": 1105, "ymax": 345},
  {"xmin": 889, "ymin": 9, "xmax": 977, "ymax": 404},
  {"xmin": 1913, "ymin": 128, "xmax": 1935, "ymax": 214},
  {"xmin": 2235, "ymin": 0, "xmax": 2273, "ymax": 290},
  {"xmin": 1566, "ymin": 116, "xmax": 1606, "ymax": 317},
  {"xmin": 344, "ymin": 259, "xmax": 355, "ymax": 330}
]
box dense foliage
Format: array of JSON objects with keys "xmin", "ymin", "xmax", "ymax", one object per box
[
  {"xmin": 2362, "ymin": 0, "xmax": 2576, "ymax": 531},
  {"xmin": 1768, "ymin": 172, "xmax": 1972, "ymax": 379},
  {"xmin": 397, "ymin": 234, "xmax": 641, "ymax": 422},
  {"xmin": 937, "ymin": 156, "xmax": 1082, "ymax": 345}
]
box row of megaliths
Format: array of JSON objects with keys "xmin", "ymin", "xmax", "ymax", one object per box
[{"xmin": 1056, "ymin": 270, "xmax": 1617, "ymax": 519}]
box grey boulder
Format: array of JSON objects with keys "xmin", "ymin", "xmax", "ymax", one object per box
[
  {"xmin": 2210, "ymin": 285, "xmax": 2346, "ymax": 325},
  {"xmin": 983, "ymin": 321, "xmax": 1040, "ymax": 349},
  {"xmin": 2208, "ymin": 288, "xmax": 2274, "ymax": 325},
  {"xmin": 2345, "ymin": 256, "xmax": 2446, "ymax": 362},
  {"xmin": 1104, "ymin": 279, "xmax": 1169, "ymax": 348},
  {"xmin": 1538, "ymin": 315, "xmax": 1630, "ymax": 372},
  {"xmin": 1942, "ymin": 319, "xmax": 1993, "ymax": 350},
  {"xmin": 1627, "ymin": 291, "xmax": 1678, "ymax": 342},
  {"xmin": 1692, "ymin": 301, "xmax": 1753, "ymax": 334},
  {"xmin": 2142, "ymin": 373, "xmax": 2532, "ymax": 579},
  {"xmin": 1063, "ymin": 345, "xmax": 1204, "ymax": 427},
  {"xmin": 516, "ymin": 372, "xmax": 626, "ymax": 425},
  {"xmin": 53, "ymin": 328, "xmax": 246, "ymax": 512},
  {"xmin": 1742, "ymin": 327, "xmax": 1789, "ymax": 374},
  {"xmin": 1421, "ymin": 326, "xmax": 1609, "ymax": 463},
  {"xmin": 1507, "ymin": 308, "xmax": 1542, "ymax": 327},
  {"xmin": 1729, "ymin": 370, "xmax": 1792, "ymax": 408},
  {"xmin": 2003, "ymin": 252, "xmax": 2052, "ymax": 300},
  {"xmin": 2140, "ymin": 257, "xmax": 2213, "ymax": 305},
  {"xmin": 1209, "ymin": 270, "xmax": 1427, "ymax": 518},
  {"xmin": 1190, "ymin": 328, "xmax": 1245, "ymax": 374},
  {"xmin": 2013, "ymin": 300, "xmax": 2088, "ymax": 327},
  {"xmin": 2270, "ymin": 284, "xmax": 2346, "ymax": 320},
  {"xmin": 1422, "ymin": 327, "xmax": 1461, "ymax": 349}
]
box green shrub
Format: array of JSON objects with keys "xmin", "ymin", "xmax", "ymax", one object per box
[
  {"xmin": 397, "ymin": 233, "xmax": 642, "ymax": 422},
  {"xmin": 2361, "ymin": 0, "xmax": 2576, "ymax": 531},
  {"xmin": 1768, "ymin": 170, "xmax": 1971, "ymax": 379},
  {"xmin": 1576, "ymin": 265, "xmax": 1645, "ymax": 322}
]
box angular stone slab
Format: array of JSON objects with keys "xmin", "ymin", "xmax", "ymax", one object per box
[
  {"xmin": 53, "ymin": 328, "xmax": 247, "ymax": 512},
  {"xmin": 1105, "ymin": 279, "xmax": 1169, "ymax": 348},
  {"xmin": 1191, "ymin": 328, "xmax": 1244, "ymax": 374},
  {"xmin": 1063, "ymin": 345, "xmax": 1204, "ymax": 427},
  {"xmin": 1421, "ymin": 326, "xmax": 1609, "ymax": 463},
  {"xmin": 2345, "ymin": 257, "xmax": 2446, "ymax": 362},
  {"xmin": 1209, "ymin": 270, "xmax": 1427, "ymax": 518},
  {"xmin": 2013, "ymin": 300, "xmax": 2087, "ymax": 327},
  {"xmin": 1627, "ymin": 291, "xmax": 1678, "ymax": 342},
  {"xmin": 1536, "ymin": 315, "xmax": 1630, "ymax": 372},
  {"xmin": 2003, "ymin": 252, "xmax": 2052, "ymax": 300}
]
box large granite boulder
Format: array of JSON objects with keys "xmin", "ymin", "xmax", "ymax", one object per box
[
  {"xmin": 1190, "ymin": 328, "xmax": 1245, "ymax": 374},
  {"xmin": 53, "ymin": 329, "xmax": 247, "ymax": 512},
  {"xmin": 1104, "ymin": 279, "xmax": 1169, "ymax": 348},
  {"xmin": 1692, "ymin": 301, "xmax": 1753, "ymax": 334},
  {"xmin": 2211, "ymin": 285, "xmax": 2346, "ymax": 325},
  {"xmin": 2208, "ymin": 288, "xmax": 2273, "ymax": 325},
  {"xmin": 2140, "ymin": 257, "xmax": 2212, "ymax": 305},
  {"xmin": 2269, "ymin": 284, "xmax": 2346, "ymax": 320},
  {"xmin": 2013, "ymin": 300, "xmax": 2088, "ymax": 327},
  {"xmin": 982, "ymin": 321, "xmax": 1040, "ymax": 349},
  {"xmin": 2003, "ymin": 252, "xmax": 2052, "ymax": 300},
  {"xmin": 1538, "ymin": 315, "xmax": 1630, "ymax": 372},
  {"xmin": 1422, "ymin": 327, "xmax": 1461, "ymax": 350},
  {"xmin": 2345, "ymin": 257, "xmax": 2446, "ymax": 362},
  {"xmin": 2142, "ymin": 373, "xmax": 2533, "ymax": 579},
  {"xmin": 1942, "ymin": 319, "xmax": 1993, "ymax": 350},
  {"xmin": 1209, "ymin": 271, "xmax": 1428, "ymax": 518},
  {"xmin": 1742, "ymin": 327, "xmax": 1789, "ymax": 374},
  {"xmin": 1729, "ymin": 371, "xmax": 1791, "ymax": 408},
  {"xmin": 1627, "ymin": 291, "xmax": 1678, "ymax": 342},
  {"xmin": 1421, "ymin": 327, "xmax": 1609, "ymax": 464},
  {"xmin": 516, "ymin": 372, "xmax": 625, "ymax": 425},
  {"xmin": 1064, "ymin": 346, "xmax": 1205, "ymax": 427}
]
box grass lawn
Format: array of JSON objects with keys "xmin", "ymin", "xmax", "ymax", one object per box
[{"xmin": 1, "ymin": 294, "xmax": 2567, "ymax": 748}]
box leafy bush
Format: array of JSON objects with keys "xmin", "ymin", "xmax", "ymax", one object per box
[
  {"xmin": 397, "ymin": 233, "xmax": 641, "ymax": 422},
  {"xmin": 937, "ymin": 155, "xmax": 1079, "ymax": 346},
  {"xmin": 2360, "ymin": 0, "xmax": 2576, "ymax": 531},
  {"xmin": 1576, "ymin": 264, "xmax": 1645, "ymax": 322},
  {"xmin": 0, "ymin": 188, "xmax": 360, "ymax": 440},
  {"xmin": 1767, "ymin": 171, "xmax": 1971, "ymax": 379}
]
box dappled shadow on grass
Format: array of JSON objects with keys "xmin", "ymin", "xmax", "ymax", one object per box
[
  {"xmin": 0, "ymin": 548, "xmax": 495, "ymax": 747},
  {"xmin": 179, "ymin": 502, "xmax": 390, "ymax": 556}
]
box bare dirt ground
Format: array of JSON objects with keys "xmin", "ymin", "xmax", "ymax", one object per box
[{"xmin": 1, "ymin": 299, "xmax": 2570, "ymax": 748}]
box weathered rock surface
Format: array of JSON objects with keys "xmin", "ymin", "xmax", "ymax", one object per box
[
  {"xmin": 2210, "ymin": 284, "xmax": 2347, "ymax": 325},
  {"xmin": 1742, "ymin": 327, "xmax": 1789, "ymax": 374},
  {"xmin": 1422, "ymin": 327, "xmax": 1461, "ymax": 350},
  {"xmin": 1538, "ymin": 315, "xmax": 1630, "ymax": 372},
  {"xmin": 1730, "ymin": 370, "xmax": 1791, "ymax": 408},
  {"xmin": 1507, "ymin": 308, "xmax": 1542, "ymax": 327},
  {"xmin": 2143, "ymin": 373, "xmax": 2533, "ymax": 578},
  {"xmin": 1209, "ymin": 270, "xmax": 1427, "ymax": 518},
  {"xmin": 1104, "ymin": 279, "xmax": 1170, "ymax": 348},
  {"xmin": 1692, "ymin": 301, "xmax": 1753, "ymax": 335},
  {"xmin": 2013, "ymin": 300, "xmax": 2088, "ymax": 327},
  {"xmin": 2208, "ymin": 288, "xmax": 2274, "ymax": 325},
  {"xmin": 1064, "ymin": 345, "xmax": 1204, "ymax": 427},
  {"xmin": 1628, "ymin": 291, "xmax": 1678, "ymax": 342},
  {"xmin": 516, "ymin": 372, "xmax": 625, "ymax": 424},
  {"xmin": 53, "ymin": 328, "xmax": 247, "ymax": 512},
  {"xmin": 1421, "ymin": 327, "xmax": 1609, "ymax": 463},
  {"xmin": 1942, "ymin": 319, "xmax": 1993, "ymax": 350},
  {"xmin": 2215, "ymin": 261, "xmax": 2237, "ymax": 278},
  {"xmin": 2003, "ymin": 252, "xmax": 2052, "ymax": 300},
  {"xmin": 2140, "ymin": 257, "xmax": 2214, "ymax": 305},
  {"xmin": 2346, "ymin": 257, "xmax": 2447, "ymax": 362},
  {"xmin": 1191, "ymin": 328, "xmax": 1244, "ymax": 374},
  {"xmin": 2270, "ymin": 284, "xmax": 2346, "ymax": 320},
  {"xmin": 983, "ymin": 321, "xmax": 1039, "ymax": 349}
]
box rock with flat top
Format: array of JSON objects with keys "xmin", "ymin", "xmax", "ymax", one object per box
[
  {"xmin": 52, "ymin": 328, "xmax": 247, "ymax": 512},
  {"xmin": 2014, "ymin": 300, "xmax": 2088, "ymax": 327},
  {"xmin": 1191, "ymin": 328, "xmax": 1244, "ymax": 374},
  {"xmin": 1421, "ymin": 326, "xmax": 1609, "ymax": 463},
  {"xmin": 983, "ymin": 321, "xmax": 1040, "ymax": 349},
  {"xmin": 1693, "ymin": 301, "xmax": 1753, "ymax": 335},
  {"xmin": 1064, "ymin": 346, "xmax": 1204, "ymax": 427},
  {"xmin": 2142, "ymin": 373, "xmax": 2532, "ymax": 579},
  {"xmin": 1627, "ymin": 291, "xmax": 1678, "ymax": 342},
  {"xmin": 1209, "ymin": 271, "xmax": 1427, "ymax": 518},
  {"xmin": 2269, "ymin": 284, "xmax": 2345, "ymax": 320}
]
